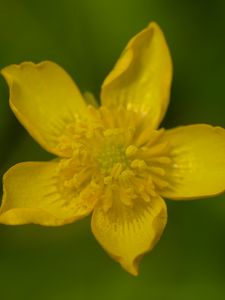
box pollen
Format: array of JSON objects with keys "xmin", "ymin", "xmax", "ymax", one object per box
[{"xmin": 56, "ymin": 106, "xmax": 172, "ymax": 211}]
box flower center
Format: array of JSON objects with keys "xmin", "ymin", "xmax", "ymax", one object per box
[
  {"xmin": 56, "ymin": 106, "xmax": 172, "ymax": 211},
  {"xmin": 97, "ymin": 142, "xmax": 128, "ymax": 175}
]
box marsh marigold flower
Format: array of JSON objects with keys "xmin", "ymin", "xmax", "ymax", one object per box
[{"xmin": 1, "ymin": 22, "xmax": 225, "ymax": 275}]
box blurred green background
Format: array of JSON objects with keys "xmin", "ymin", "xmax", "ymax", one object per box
[{"xmin": 1, "ymin": 0, "xmax": 225, "ymax": 299}]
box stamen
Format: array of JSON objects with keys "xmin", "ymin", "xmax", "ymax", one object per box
[
  {"xmin": 142, "ymin": 141, "xmax": 169, "ymax": 157},
  {"xmin": 119, "ymin": 169, "xmax": 135, "ymax": 185},
  {"xmin": 148, "ymin": 166, "xmax": 166, "ymax": 176},
  {"xmin": 153, "ymin": 177, "xmax": 169, "ymax": 189},
  {"xmin": 101, "ymin": 187, "xmax": 113, "ymax": 212},
  {"xmin": 131, "ymin": 159, "xmax": 147, "ymax": 170},
  {"xmin": 125, "ymin": 145, "xmax": 138, "ymax": 157}
]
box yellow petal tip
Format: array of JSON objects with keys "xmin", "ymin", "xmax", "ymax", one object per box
[{"xmin": 120, "ymin": 257, "xmax": 140, "ymax": 276}]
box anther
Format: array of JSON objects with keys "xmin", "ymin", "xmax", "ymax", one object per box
[
  {"xmin": 130, "ymin": 159, "xmax": 147, "ymax": 169},
  {"xmin": 125, "ymin": 145, "xmax": 138, "ymax": 157}
]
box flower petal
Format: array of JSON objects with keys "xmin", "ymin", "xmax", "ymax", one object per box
[
  {"xmin": 91, "ymin": 196, "xmax": 167, "ymax": 275},
  {"xmin": 101, "ymin": 22, "xmax": 173, "ymax": 129},
  {"xmin": 161, "ymin": 125, "xmax": 225, "ymax": 199},
  {"xmin": 1, "ymin": 61, "xmax": 88, "ymax": 157},
  {"xmin": 0, "ymin": 161, "xmax": 95, "ymax": 226}
]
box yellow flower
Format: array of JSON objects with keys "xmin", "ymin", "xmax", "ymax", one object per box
[{"xmin": 1, "ymin": 22, "xmax": 225, "ymax": 276}]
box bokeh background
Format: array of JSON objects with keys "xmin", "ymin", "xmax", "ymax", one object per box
[{"xmin": 0, "ymin": 0, "xmax": 225, "ymax": 299}]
